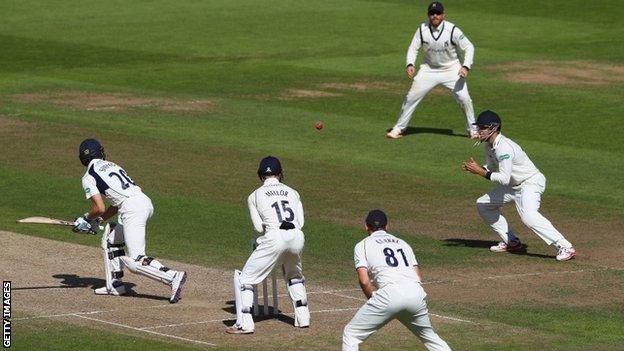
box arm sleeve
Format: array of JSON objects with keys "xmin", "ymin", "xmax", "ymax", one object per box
[
  {"xmin": 453, "ymin": 27, "xmax": 474, "ymax": 69},
  {"xmin": 490, "ymin": 148, "xmax": 513, "ymax": 185},
  {"xmin": 82, "ymin": 176, "xmax": 99, "ymax": 199},
  {"xmin": 406, "ymin": 26, "xmax": 422, "ymax": 67},
  {"xmin": 294, "ymin": 191, "xmax": 305, "ymax": 229},
  {"xmin": 354, "ymin": 241, "xmax": 368, "ymax": 269},
  {"xmin": 247, "ymin": 193, "xmax": 264, "ymax": 233}
]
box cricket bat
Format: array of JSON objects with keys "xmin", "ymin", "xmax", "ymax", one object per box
[{"xmin": 17, "ymin": 216, "xmax": 76, "ymax": 226}]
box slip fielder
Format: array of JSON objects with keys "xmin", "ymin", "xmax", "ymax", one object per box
[
  {"xmin": 462, "ymin": 111, "xmax": 577, "ymax": 261},
  {"xmin": 227, "ymin": 156, "xmax": 310, "ymax": 334},
  {"xmin": 387, "ymin": 1, "xmax": 477, "ymax": 139},
  {"xmin": 342, "ymin": 210, "xmax": 452, "ymax": 351},
  {"xmin": 73, "ymin": 139, "xmax": 187, "ymax": 302}
]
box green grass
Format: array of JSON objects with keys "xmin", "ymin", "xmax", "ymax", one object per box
[
  {"xmin": 1, "ymin": 0, "xmax": 623, "ymax": 349},
  {"xmin": 12, "ymin": 318, "xmax": 204, "ymax": 351}
]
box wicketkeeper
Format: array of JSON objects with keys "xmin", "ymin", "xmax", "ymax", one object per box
[{"xmin": 227, "ymin": 156, "xmax": 310, "ymax": 334}]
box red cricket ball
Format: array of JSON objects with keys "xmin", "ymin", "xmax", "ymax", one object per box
[{"xmin": 315, "ymin": 121, "xmax": 324, "ymax": 130}]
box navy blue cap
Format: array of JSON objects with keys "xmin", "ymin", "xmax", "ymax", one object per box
[
  {"xmin": 428, "ymin": 1, "xmax": 444, "ymax": 14},
  {"xmin": 473, "ymin": 110, "xmax": 502, "ymax": 126},
  {"xmin": 366, "ymin": 210, "xmax": 388, "ymax": 230},
  {"xmin": 257, "ymin": 156, "xmax": 282, "ymax": 177}
]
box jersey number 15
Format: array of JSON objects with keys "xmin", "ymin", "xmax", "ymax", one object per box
[{"xmin": 271, "ymin": 200, "xmax": 294, "ymax": 222}]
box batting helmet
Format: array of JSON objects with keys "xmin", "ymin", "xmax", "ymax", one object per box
[
  {"xmin": 257, "ymin": 156, "xmax": 282, "ymax": 178},
  {"xmin": 79, "ymin": 138, "xmax": 106, "ymax": 166}
]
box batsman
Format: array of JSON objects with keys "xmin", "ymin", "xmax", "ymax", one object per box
[
  {"xmin": 74, "ymin": 138, "xmax": 187, "ymax": 302},
  {"xmin": 227, "ymin": 156, "xmax": 310, "ymax": 334}
]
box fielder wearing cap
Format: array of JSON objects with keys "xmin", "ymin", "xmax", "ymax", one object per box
[
  {"xmin": 387, "ymin": 1, "xmax": 477, "ymax": 140},
  {"xmin": 227, "ymin": 156, "xmax": 310, "ymax": 334},
  {"xmin": 342, "ymin": 210, "xmax": 452, "ymax": 351},
  {"xmin": 462, "ymin": 111, "xmax": 577, "ymax": 261}
]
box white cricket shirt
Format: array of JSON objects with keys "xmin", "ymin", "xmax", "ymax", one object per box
[
  {"xmin": 353, "ymin": 230, "xmax": 420, "ymax": 289},
  {"xmin": 484, "ymin": 134, "xmax": 540, "ymax": 186},
  {"xmin": 82, "ymin": 159, "xmax": 144, "ymax": 207},
  {"xmin": 247, "ymin": 178, "xmax": 304, "ymax": 233},
  {"xmin": 406, "ymin": 20, "xmax": 474, "ymax": 69}
]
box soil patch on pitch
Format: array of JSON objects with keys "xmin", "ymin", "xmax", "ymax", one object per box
[
  {"xmin": 0, "ymin": 115, "xmax": 31, "ymax": 128},
  {"xmin": 10, "ymin": 90, "xmax": 215, "ymax": 112},
  {"xmin": 4, "ymin": 230, "xmax": 621, "ymax": 350},
  {"xmin": 491, "ymin": 60, "xmax": 624, "ymax": 86},
  {"xmin": 278, "ymin": 89, "xmax": 343, "ymax": 100}
]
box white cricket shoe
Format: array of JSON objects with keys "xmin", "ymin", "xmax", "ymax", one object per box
[
  {"xmin": 94, "ymin": 281, "xmax": 126, "ymax": 296},
  {"xmin": 556, "ymin": 247, "xmax": 576, "ymax": 261},
  {"xmin": 490, "ymin": 239, "xmax": 522, "ymax": 253},
  {"xmin": 170, "ymin": 271, "xmax": 187, "ymax": 304},
  {"xmin": 386, "ymin": 128, "xmax": 403, "ymax": 139},
  {"xmin": 225, "ymin": 325, "xmax": 254, "ymax": 334}
]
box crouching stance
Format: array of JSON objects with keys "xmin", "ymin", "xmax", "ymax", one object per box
[
  {"xmin": 462, "ymin": 111, "xmax": 576, "ymax": 261},
  {"xmin": 226, "ymin": 156, "xmax": 310, "ymax": 334},
  {"xmin": 74, "ymin": 139, "xmax": 187, "ymax": 303},
  {"xmin": 343, "ymin": 210, "xmax": 451, "ymax": 351}
]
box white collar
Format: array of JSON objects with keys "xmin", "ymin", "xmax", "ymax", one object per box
[{"xmin": 263, "ymin": 177, "xmax": 280, "ymax": 185}]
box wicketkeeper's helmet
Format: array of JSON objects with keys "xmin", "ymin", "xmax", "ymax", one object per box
[{"xmin": 79, "ymin": 138, "xmax": 106, "ymax": 166}]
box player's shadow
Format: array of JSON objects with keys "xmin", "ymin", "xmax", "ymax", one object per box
[
  {"xmin": 443, "ymin": 238, "xmax": 555, "ymax": 259},
  {"xmin": 13, "ymin": 274, "xmax": 169, "ymax": 301},
  {"xmin": 401, "ymin": 127, "xmax": 467, "ymax": 138},
  {"xmin": 222, "ymin": 300, "xmax": 294, "ymax": 326}
]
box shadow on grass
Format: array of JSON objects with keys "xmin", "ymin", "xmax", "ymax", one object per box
[
  {"xmin": 385, "ymin": 127, "xmax": 467, "ymax": 138},
  {"xmin": 443, "ymin": 238, "xmax": 556, "ymax": 259},
  {"xmin": 222, "ymin": 300, "xmax": 294, "ymax": 326},
  {"xmin": 13, "ymin": 274, "xmax": 169, "ymax": 301}
]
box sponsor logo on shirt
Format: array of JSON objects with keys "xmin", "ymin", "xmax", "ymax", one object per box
[
  {"xmin": 84, "ymin": 187, "xmax": 91, "ymax": 194},
  {"xmin": 499, "ymin": 154, "xmax": 510, "ymax": 161}
]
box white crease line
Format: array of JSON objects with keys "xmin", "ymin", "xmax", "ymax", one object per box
[
  {"xmin": 73, "ymin": 314, "xmax": 217, "ymax": 347},
  {"xmin": 13, "ymin": 303, "xmax": 173, "ymax": 321},
  {"xmin": 142, "ymin": 307, "xmax": 362, "ymax": 330},
  {"xmin": 430, "ymin": 313, "xmax": 476, "ymax": 324}
]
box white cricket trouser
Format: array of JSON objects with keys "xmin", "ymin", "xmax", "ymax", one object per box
[
  {"xmin": 112, "ymin": 193, "xmax": 154, "ymax": 259},
  {"xmin": 342, "ymin": 282, "xmax": 451, "ymax": 351},
  {"xmin": 239, "ymin": 228, "xmax": 305, "ymax": 285},
  {"xmin": 394, "ymin": 63, "xmax": 475, "ymax": 133},
  {"xmin": 476, "ymin": 172, "xmax": 571, "ymax": 247}
]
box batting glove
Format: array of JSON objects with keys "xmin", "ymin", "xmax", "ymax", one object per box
[{"xmin": 72, "ymin": 216, "xmax": 101, "ymax": 234}]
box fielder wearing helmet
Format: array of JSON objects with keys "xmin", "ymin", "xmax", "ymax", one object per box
[{"xmin": 462, "ymin": 110, "xmax": 577, "ymax": 261}]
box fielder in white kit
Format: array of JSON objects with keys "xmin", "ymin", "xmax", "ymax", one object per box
[
  {"xmin": 343, "ymin": 210, "xmax": 451, "ymax": 351},
  {"xmin": 227, "ymin": 156, "xmax": 310, "ymax": 334},
  {"xmin": 73, "ymin": 139, "xmax": 187, "ymax": 302},
  {"xmin": 462, "ymin": 111, "xmax": 577, "ymax": 261},
  {"xmin": 387, "ymin": 1, "xmax": 477, "ymax": 139}
]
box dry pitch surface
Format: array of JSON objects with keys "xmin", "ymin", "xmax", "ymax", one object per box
[{"xmin": 5, "ymin": 228, "xmax": 624, "ymax": 350}]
